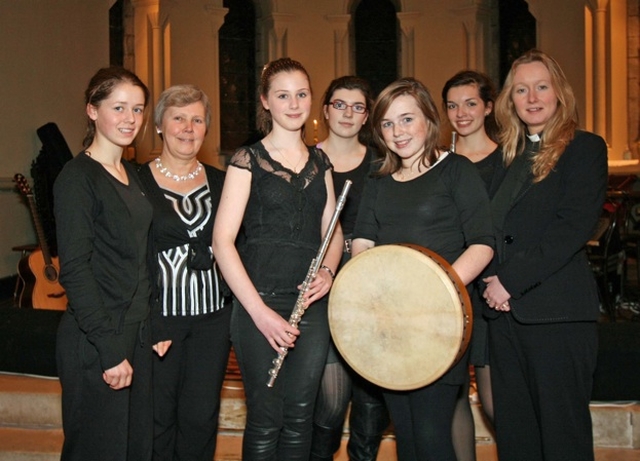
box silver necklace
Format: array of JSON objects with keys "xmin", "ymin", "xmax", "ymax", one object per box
[
  {"xmin": 269, "ymin": 138, "xmax": 304, "ymax": 173},
  {"xmin": 154, "ymin": 157, "xmax": 203, "ymax": 181}
]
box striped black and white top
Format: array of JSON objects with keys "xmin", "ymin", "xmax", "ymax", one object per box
[{"xmin": 157, "ymin": 184, "xmax": 225, "ymax": 316}]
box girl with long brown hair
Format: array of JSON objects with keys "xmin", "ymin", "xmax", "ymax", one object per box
[{"xmin": 212, "ymin": 57, "xmax": 343, "ymax": 460}]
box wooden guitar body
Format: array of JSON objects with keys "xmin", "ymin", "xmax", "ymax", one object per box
[
  {"xmin": 25, "ymin": 250, "xmax": 67, "ymax": 310},
  {"xmin": 14, "ymin": 173, "xmax": 68, "ymax": 311},
  {"xmin": 16, "ymin": 256, "xmax": 36, "ymax": 308}
]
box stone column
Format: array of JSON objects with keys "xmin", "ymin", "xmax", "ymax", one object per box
[
  {"xmin": 595, "ymin": 0, "xmax": 611, "ymax": 140},
  {"xmin": 131, "ymin": 0, "xmax": 160, "ymax": 160},
  {"xmin": 455, "ymin": 2, "xmax": 493, "ymax": 72},
  {"xmin": 262, "ymin": 13, "xmax": 295, "ymax": 63},
  {"xmin": 397, "ymin": 12, "xmax": 421, "ymax": 77},
  {"xmin": 155, "ymin": 1, "xmax": 228, "ymax": 167},
  {"xmin": 325, "ymin": 14, "xmax": 351, "ymax": 78}
]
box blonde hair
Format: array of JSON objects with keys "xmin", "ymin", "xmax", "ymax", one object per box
[
  {"xmin": 495, "ymin": 49, "xmax": 578, "ymax": 182},
  {"xmin": 371, "ymin": 78, "xmax": 441, "ymax": 176}
]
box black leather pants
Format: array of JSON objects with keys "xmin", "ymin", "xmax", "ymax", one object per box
[
  {"xmin": 347, "ymin": 376, "xmax": 390, "ymax": 461},
  {"xmin": 231, "ymin": 295, "xmax": 330, "ymax": 461}
]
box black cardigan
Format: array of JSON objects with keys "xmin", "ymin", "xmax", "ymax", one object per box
[{"xmin": 54, "ymin": 152, "xmax": 152, "ymax": 370}]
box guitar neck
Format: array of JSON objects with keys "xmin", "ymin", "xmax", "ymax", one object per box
[{"xmin": 26, "ymin": 195, "xmax": 53, "ymax": 266}]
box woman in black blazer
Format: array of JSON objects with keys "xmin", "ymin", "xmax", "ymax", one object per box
[{"xmin": 482, "ymin": 49, "xmax": 607, "ymax": 461}]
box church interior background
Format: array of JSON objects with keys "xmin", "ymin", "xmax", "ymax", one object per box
[{"xmin": 0, "ymin": 0, "xmax": 637, "ymax": 280}]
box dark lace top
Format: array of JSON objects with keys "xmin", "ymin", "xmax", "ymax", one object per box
[{"xmin": 230, "ymin": 141, "xmax": 332, "ymax": 294}]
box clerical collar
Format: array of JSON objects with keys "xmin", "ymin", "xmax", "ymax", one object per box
[{"xmin": 527, "ymin": 133, "xmax": 541, "ymax": 142}]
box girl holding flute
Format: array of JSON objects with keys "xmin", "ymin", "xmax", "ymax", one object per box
[{"xmin": 212, "ymin": 57, "xmax": 343, "ymax": 460}]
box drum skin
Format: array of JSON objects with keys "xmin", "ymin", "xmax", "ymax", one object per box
[{"xmin": 328, "ymin": 244, "xmax": 472, "ymax": 390}]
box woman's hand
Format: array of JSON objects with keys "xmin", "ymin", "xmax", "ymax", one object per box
[
  {"xmin": 483, "ymin": 275, "xmax": 512, "ymax": 311},
  {"xmin": 300, "ymin": 268, "xmax": 333, "ymax": 308},
  {"xmin": 102, "ymin": 359, "xmax": 133, "ymax": 390},
  {"xmin": 252, "ymin": 306, "xmax": 300, "ymax": 353},
  {"xmin": 152, "ymin": 340, "xmax": 172, "ymax": 357}
]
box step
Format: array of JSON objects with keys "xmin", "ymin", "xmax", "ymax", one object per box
[
  {"xmin": 1, "ymin": 373, "xmax": 639, "ymax": 460},
  {"xmin": 0, "ymin": 427, "xmax": 62, "ymax": 461},
  {"xmin": 0, "ymin": 374, "xmax": 61, "ymax": 428}
]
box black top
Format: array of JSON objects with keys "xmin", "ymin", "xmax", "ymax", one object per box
[
  {"xmin": 108, "ymin": 175, "xmax": 151, "ymax": 324},
  {"xmin": 353, "ymin": 151, "xmax": 494, "ymax": 384},
  {"xmin": 54, "ymin": 152, "xmax": 152, "ymax": 370},
  {"xmin": 354, "ymin": 152, "xmax": 494, "ymax": 265},
  {"xmin": 330, "ymin": 147, "xmax": 376, "ymax": 236},
  {"xmin": 230, "ymin": 142, "xmax": 332, "ymax": 294},
  {"xmin": 472, "ymin": 146, "xmax": 506, "ymax": 199}
]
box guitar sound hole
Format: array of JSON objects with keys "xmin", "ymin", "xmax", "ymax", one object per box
[{"xmin": 44, "ymin": 265, "xmax": 59, "ymax": 282}]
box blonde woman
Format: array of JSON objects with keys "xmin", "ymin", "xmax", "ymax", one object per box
[{"xmin": 483, "ymin": 49, "xmax": 607, "ymax": 461}]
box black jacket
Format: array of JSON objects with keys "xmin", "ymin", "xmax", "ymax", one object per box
[{"xmin": 487, "ymin": 130, "xmax": 608, "ymax": 323}]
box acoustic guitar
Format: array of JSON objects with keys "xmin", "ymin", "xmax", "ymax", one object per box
[{"xmin": 14, "ymin": 173, "xmax": 67, "ymax": 310}]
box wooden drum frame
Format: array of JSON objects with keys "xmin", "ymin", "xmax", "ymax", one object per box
[{"xmin": 328, "ymin": 244, "xmax": 472, "ymax": 390}]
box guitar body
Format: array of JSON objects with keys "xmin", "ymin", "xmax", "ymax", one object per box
[
  {"xmin": 17, "ymin": 255, "xmax": 36, "ymax": 308},
  {"xmin": 13, "ymin": 173, "xmax": 68, "ymax": 311},
  {"xmin": 26, "ymin": 250, "xmax": 67, "ymax": 310}
]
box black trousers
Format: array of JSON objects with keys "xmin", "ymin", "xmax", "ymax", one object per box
[
  {"xmin": 488, "ymin": 313, "xmax": 598, "ymax": 461},
  {"xmin": 383, "ymin": 382, "xmax": 459, "ymax": 461},
  {"xmin": 57, "ymin": 312, "xmax": 153, "ymax": 461},
  {"xmin": 231, "ymin": 294, "xmax": 330, "ymax": 461},
  {"xmin": 152, "ymin": 308, "xmax": 231, "ymax": 461}
]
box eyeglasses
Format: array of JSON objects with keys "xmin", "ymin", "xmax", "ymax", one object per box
[{"xmin": 329, "ymin": 100, "xmax": 367, "ymax": 114}]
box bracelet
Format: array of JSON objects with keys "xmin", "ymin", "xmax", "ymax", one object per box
[{"xmin": 320, "ymin": 265, "xmax": 336, "ymax": 280}]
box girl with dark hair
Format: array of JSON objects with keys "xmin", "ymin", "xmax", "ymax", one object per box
[
  {"xmin": 212, "ymin": 57, "xmax": 344, "ymax": 460},
  {"xmin": 54, "ymin": 66, "xmax": 153, "ymax": 461},
  {"xmin": 441, "ymin": 69, "xmax": 503, "ymax": 461},
  {"xmin": 352, "ymin": 78, "xmax": 494, "ymax": 461},
  {"xmin": 310, "ymin": 76, "xmax": 390, "ymax": 461},
  {"xmin": 483, "ymin": 49, "xmax": 607, "ymax": 461}
]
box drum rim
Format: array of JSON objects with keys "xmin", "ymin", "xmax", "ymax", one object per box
[{"xmin": 328, "ymin": 243, "xmax": 472, "ymax": 390}]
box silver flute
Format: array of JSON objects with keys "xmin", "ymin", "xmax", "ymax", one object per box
[
  {"xmin": 450, "ymin": 131, "xmax": 458, "ymax": 152},
  {"xmin": 266, "ymin": 179, "xmax": 352, "ymax": 387}
]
